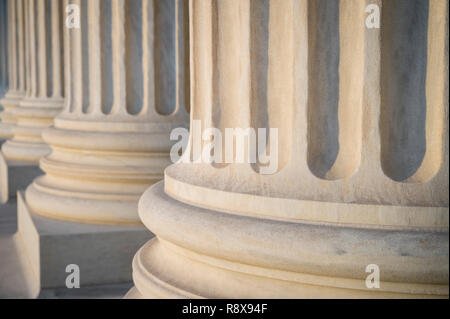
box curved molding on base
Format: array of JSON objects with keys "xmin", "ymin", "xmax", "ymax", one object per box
[
  {"xmin": 0, "ymin": 122, "xmax": 13, "ymax": 139},
  {"xmin": 1, "ymin": 97, "xmax": 64, "ymax": 163},
  {"xmin": 2, "ymin": 140, "xmax": 51, "ymax": 163},
  {"xmin": 131, "ymin": 182, "xmax": 449, "ymax": 299},
  {"xmin": 0, "ymin": 91, "xmax": 25, "ymax": 138},
  {"xmin": 0, "ymin": 90, "xmax": 26, "ymax": 108},
  {"xmin": 25, "ymin": 125, "xmax": 172, "ymax": 225},
  {"xmin": 165, "ymin": 165, "xmax": 449, "ymax": 230},
  {"xmin": 25, "ymin": 182, "xmax": 143, "ymax": 225}
]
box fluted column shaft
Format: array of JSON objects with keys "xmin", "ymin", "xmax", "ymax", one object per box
[
  {"xmin": 167, "ymin": 0, "xmax": 448, "ymax": 226},
  {"xmin": 1, "ymin": 0, "xmax": 64, "ymax": 163},
  {"xmin": 0, "ymin": 0, "xmax": 26, "ymax": 139},
  {"xmin": 25, "ymin": 0, "xmax": 189, "ymax": 224},
  {"xmin": 130, "ymin": 0, "xmax": 449, "ymax": 299}
]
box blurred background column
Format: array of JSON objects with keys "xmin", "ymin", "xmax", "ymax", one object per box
[
  {"xmin": 0, "ymin": 0, "xmax": 26, "ymax": 142},
  {"xmin": 0, "ymin": 0, "xmax": 32, "ymax": 203},
  {"xmin": 17, "ymin": 0, "xmax": 189, "ymax": 295},
  {"xmin": 2, "ymin": 0, "xmax": 65, "ymax": 163}
]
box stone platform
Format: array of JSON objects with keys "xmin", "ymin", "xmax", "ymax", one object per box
[{"xmin": 16, "ymin": 191, "xmax": 152, "ymax": 294}]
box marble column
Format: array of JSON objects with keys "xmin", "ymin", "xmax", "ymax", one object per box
[
  {"xmin": 0, "ymin": 0, "xmax": 26, "ymax": 140},
  {"xmin": 17, "ymin": 0, "xmax": 189, "ymax": 292},
  {"xmin": 128, "ymin": 0, "xmax": 449, "ymax": 298}
]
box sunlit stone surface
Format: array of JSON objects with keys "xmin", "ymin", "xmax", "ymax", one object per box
[{"xmin": 128, "ymin": 0, "xmax": 449, "ymax": 299}]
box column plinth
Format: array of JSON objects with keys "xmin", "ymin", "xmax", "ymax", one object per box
[{"xmin": 129, "ymin": 0, "xmax": 449, "ymax": 298}]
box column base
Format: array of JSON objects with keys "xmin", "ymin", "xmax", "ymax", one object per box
[
  {"xmin": 16, "ymin": 191, "xmax": 152, "ymax": 293},
  {"xmin": 131, "ymin": 182, "xmax": 449, "ymax": 299},
  {"xmin": 0, "ymin": 151, "xmax": 43, "ymax": 204}
]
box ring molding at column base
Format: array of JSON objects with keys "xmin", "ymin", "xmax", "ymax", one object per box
[
  {"xmin": 1, "ymin": 140, "xmax": 51, "ymax": 163},
  {"xmin": 24, "ymin": 123, "xmax": 175, "ymax": 224},
  {"xmin": 0, "ymin": 92, "xmax": 24, "ymax": 137},
  {"xmin": 0, "ymin": 91, "xmax": 26, "ymax": 108},
  {"xmin": 1, "ymin": 98, "xmax": 64, "ymax": 162},
  {"xmin": 164, "ymin": 165, "xmax": 449, "ymax": 231},
  {"xmin": 13, "ymin": 97, "xmax": 64, "ymax": 125},
  {"xmin": 25, "ymin": 172, "xmax": 162, "ymax": 225},
  {"xmin": 131, "ymin": 181, "xmax": 449, "ymax": 299},
  {"xmin": 0, "ymin": 122, "xmax": 13, "ymax": 139},
  {"xmin": 131, "ymin": 238, "xmax": 448, "ymax": 299}
]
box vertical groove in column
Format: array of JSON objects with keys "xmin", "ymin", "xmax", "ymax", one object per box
[
  {"xmin": 249, "ymin": 0, "xmax": 269, "ymax": 173},
  {"xmin": 38, "ymin": 0, "xmax": 49, "ymax": 98},
  {"xmin": 154, "ymin": 0, "xmax": 176, "ymax": 115},
  {"xmin": 45, "ymin": 0, "xmax": 53, "ymax": 98},
  {"xmin": 22, "ymin": 0, "xmax": 29, "ymax": 97},
  {"xmin": 51, "ymin": 0, "xmax": 63, "ymax": 98},
  {"xmin": 380, "ymin": 0, "xmax": 430, "ymax": 182},
  {"xmin": 380, "ymin": 0, "xmax": 447, "ymax": 183},
  {"xmin": 175, "ymin": 0, "xmax": 190, "ymax": 114},
  {"xmin": 306, "ymin": 0, "xmax": 340, "ymax": 180},
  {"xmin": 125, "ymin": 0, "xmax": 143, "ymax": 115},
  {"xmin": 63, "ymin": 0, "xmax": 71, "ymax": 112},
  {"xmin": 100, "ymin": 0, "xmax": 113, "ymax": 114},
  {"xmin": 142, "ymin": 0, "xmax": 155, "ymax": 117},
  {"xmin": 180, "ymin": 0, "xmax": 190, "ymax": 114},
  {"xmin": 17, "ymin": 0, "xmax": 25, "ymax": 92},
  {"xmin": 80, "ymin": 0, "xmax": 89, "ymax": 113},
  {"xmin": 8, "ymin": 0, "xmax": 17, "ymax": 91},
  {"xmin": 306, "ymin": 0, "xmax": 363, "ymax": 180},
  {"xmin": 28, "ymin": 0, "xmax": 37, "ymax": 98},
  {"xmin": 175, "ymin": 0, "xmax": 181, "ymax": 115}
]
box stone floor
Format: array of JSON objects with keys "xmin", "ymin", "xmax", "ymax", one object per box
[{"xmin": 0, "ymin": 198, "xmax": 132, "ymax": 299}]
